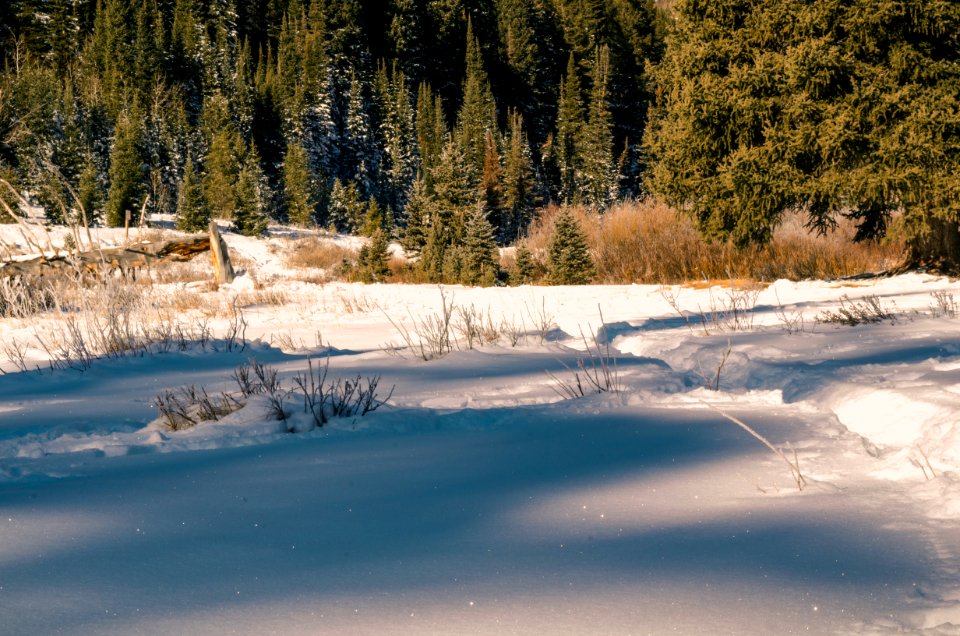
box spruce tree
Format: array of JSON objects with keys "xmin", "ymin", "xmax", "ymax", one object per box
[
  {"xmin": 647, "ymin": 0, "xmax": 960, "ymax": 266},
  {"xmin": 547, "ymin": 208, "xmax": 595, "ymax": 285},
  {"xmin": 328, "ymin": 178, "xmax": 364, "ymax": 233},
  {"xmin": 502, "ymin": 109, "xmax": 535, "ymax": 241},
  {"xmin": 579, "ymin": 45, "xmax": 617, "ymax": 210},
  {"xmin": 201, "ymin": 95, "xmax": 244, "ymax": 220},
  {"xmin": 105, "ymin": 111, "xmax": 145, "ymax": 227},
  {"xmin": 232, "ymin": 147, "xmax": 270, "ymax": 236},
  {"xmin": 555, "ymin": 52, "xmax": 584, "ymax": 205},
  {"xmin": 455, "ymin": 20, "xmax": 498, "ymax": 192},
  {"xmin": 461, "ymin": 204, "xmax": 499, "ymax": 286},
  {"xmin": 400, "ymin": 174, "xmax": 431, "ymax": 255},
  {"xmin": 513, "ymin": 241, "xmax": 535, "ymax": 284},
  {"xmin": 283, "ymin": 141, "xmax": 320, "ymax": 227},
  {"xmin": 356, "ymin": 228, "xmax": 391, "ymax": 282},
  {"xmin": 176, "ymin": 152, "xmax": 209, "ymax": 232}
]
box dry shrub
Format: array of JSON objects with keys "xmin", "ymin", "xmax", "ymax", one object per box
[
  {"xmin": 234, "ymin": 289, "xmax": 290, "ymax": 308},
  {"xmin": 285, "ymin": 237, "xmax": 358, "ymax": 271},
  {"xmin": 150, "ymin": 257, "xmax": 212, "ymax": 284},
  {"xmin": 524, "ymin": 199, "xmax": 904, "ymax": 284}
]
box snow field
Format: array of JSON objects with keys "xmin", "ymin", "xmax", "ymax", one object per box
[{"xmin": 1, "ymin": 226, "xmax": 960, "ymax": 633}]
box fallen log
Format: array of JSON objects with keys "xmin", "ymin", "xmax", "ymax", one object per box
[{"xmin": 0, "ymin": 235, "xmax": 211, "ymax": 279}]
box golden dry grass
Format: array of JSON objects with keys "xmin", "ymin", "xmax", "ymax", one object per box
[
  {"xmin": 523, "ymin": 199, "xmax": 905, "ymax": 284},
  {"xmin": 285, "ymin": 237, "xmax": 358, "ymax": 271}
]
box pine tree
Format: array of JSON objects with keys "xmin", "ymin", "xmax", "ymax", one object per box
[
  {"xmin": 176, "ymin": 152, "xmax": 209, "ymax": 231},
  {"xmin": 461, "ymin": 203, "xmax": 499, "ymax": 286},
  {"xmin": 376, "ymin": 63, "xmax": 418, "ymax": 213},
  {"xmin": 105, "ymin": 111, "xmax": 145, "ymax": 227},
  {"xmin": 361, "ymin": 197, "xmax": 385, "ymax": 237},
  {"xmin": 455, "ymin": 20, "xmax": 498, "ymax": 192},
  {"xmin": 201, "ymin": 94, "xmax": 244, "ymax": 220},
  {"xmin": 513, "ymin": 241, "xmax": 535, "ymax": 284},
  {"xmin": 283, "ymin": 141, "xmax": 321, "ymax": 227},
  {"xmin": 342, "ymin": 70, "xmax": 379, "ymax": 199},
  {"xmin": 77, "ymin": 152, "xmax": 105, "ymax": 226},
  {"xmin": 232, "ymin": 146, "xmax": 270, "ymax": 236},
  {"xmin": 555, "ymin": 52, "xmax": 584, "ymax": 204},
  {"xmin": 415, "ymin": 82, "xmax": 447, "ymax": 191},
  {"xmin": 547, "ymin": 208, "xmax": 595, "ymax": 284},
  {"xmin": 356, "ymin": 228, "xmax": 391, "ymax": 282},
  {"xmin": 579, "ymin": 45, "xmax": 616, "ymax": 210},
  {"xmin": 647, "ymin": 0, "xmax": 960, "ymax": 267},
  {"xmin": 327, "ymin": 177, "xmax": 364, "ymax": 233},
  {"xmin": 502, "ymin": 109, "xmax": 535, "ymax": 241},
  {"xmin": 400, "ymin": 173, "xmax": 430, "ymax": 255}
]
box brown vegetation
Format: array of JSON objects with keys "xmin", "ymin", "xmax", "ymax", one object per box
[{"xmin": 520, "ymin": 199, "xmax": 904, "ymax": 284}]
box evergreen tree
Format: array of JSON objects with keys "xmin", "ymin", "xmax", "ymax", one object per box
[
  {"xmin": 282, "ymin": 141, "xmax": 321, "ymax": 227},
  {"xmin": 232, "ymin": 146, "xmax": 270, "ymax": 236},
  {"xmin": 400, "ymin": 173, "xmax": 430, "ymax": 254},
  {"xmin": 513, "ymin": 241, "xmax": 535, "ymax": 284},
  {"xmin": 547, "ymin": 208, "xmax": 595, "ymax": 284},
  {"xmin": 375, "ymin": 63, "xmax": 418, "ymax": 213},
  {"xmin": 342, "ymin": 70, "xmax": 379, "ymax": 199},
  {"xmin": 201, "ymin": 94, "xmax": 244, "ymax": 220},
  {"xmin": 105, "ymin": 111, "xmax": 145, "ymax": 227},
  {"xmin": 327, "ymin": 177, "xmax": 364, "ymax": 233},
  {"xmin": 360, "ymin": 196, "xmax": 385, "ymax": 237},
  {"xmin": 502, "ymin": 109, "xmax": 535, "ymax": 240},
  {"xmin": 461, "ymin": 203, "xmax": 499, "ymax": 286},
  {"xmin": 77, "ymin": 152, "xmax": 105, "ymax": 225},
  {"xmin": 647, "ymin": 0, "xmax": 960, "ymax": 267},
  {"xmin": 355, "ymin": 228, "xmax": 391, "ymax": 282},
  {"xmin": 579, "ymin": 45, "xmax": 616, "ymax": 210},
  {"xmin": 555, "ymin": 52, "xmax": 584, "ymax": 204},
  {"xmin": 176, "ymin": 152, "xmax": 209, "ymax": 231},
  {"xmin": 455, "ymin": 20, "xmax": 498, "ymax": 192},
  {"xmin": 415, "ymin": 81, "xmax": 447, "ymax": 191}
]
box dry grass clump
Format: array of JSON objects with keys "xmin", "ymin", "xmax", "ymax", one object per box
[
  {"xmin": 522, "ymin": 199, "xmax": 904, "ymax": 284},
  {"xmin": 285, "ymin": 237, "xmax": 358, "ymax": 271}
]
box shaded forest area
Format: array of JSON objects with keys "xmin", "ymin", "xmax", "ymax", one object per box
[{"xmin": 0, "ymin": 1, "xmax": 664, "ymax": 256}]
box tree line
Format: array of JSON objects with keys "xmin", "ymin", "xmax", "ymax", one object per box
[{"xmin": 2, "ymin": 0, "xmax": 958, "ymax": 276}]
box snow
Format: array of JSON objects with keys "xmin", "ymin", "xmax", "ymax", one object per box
[{"xmin": 2, "ymin": 224, "xmax": 960, "ymax": 634}]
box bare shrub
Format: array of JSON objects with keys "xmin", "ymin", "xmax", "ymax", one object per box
[
  {"xmin": 454, "ymin": 304, "xmax": 501, "ymax": 349},
  {"xmin": 930, "ymin": 290, "xmax": 958, "ymax": 318},
  {"xmin": 548, "ymin": 310, "xmax": 621, "ymax": 399},
  {"xmin": 817, "ymin": 295, "xmax": 895, "ymax": 326},
  {"xmin": 0, "ymin": 275, "xmax": 58, "ymax": 318},
  {"xmin": 292, "ymin": 357, "xmax": 393, "ymax": 427},
  {"xmin": 233, "ymin": 359, "xmax": 281, "ymax": 397},
  {"xmin": 383, "ymin": 288, "xmax": 456, "ymax": 360},
  {"xmin": 660, "ymin": 283, "xmax": 761, "ymax": 335}
]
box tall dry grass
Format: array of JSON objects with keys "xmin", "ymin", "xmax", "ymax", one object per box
[
  {"xmin": 522, "ymin": 199, "xmax": 904, "ymax": 284},
  {"xmin": 285, "ymin": 237, "xmax": 358, "ymax": 271}
]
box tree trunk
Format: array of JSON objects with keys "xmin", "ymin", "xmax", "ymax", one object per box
[{"xmin": 904, "ymin": 217, "xmax": 960, "ymax": 275}]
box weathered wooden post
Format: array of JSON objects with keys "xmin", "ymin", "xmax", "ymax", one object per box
[{"xmin": 209, "ymin": 221, "xmax": 235, "ymax": 284}]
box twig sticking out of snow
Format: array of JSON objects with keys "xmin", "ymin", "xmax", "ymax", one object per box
[
  {"xmin": 701, "ymin": 402, "xmax": 807, "ymax": 492},
  {"xmin": 548, "ymin": 307, "xmax": 621, "ymax": 399}
]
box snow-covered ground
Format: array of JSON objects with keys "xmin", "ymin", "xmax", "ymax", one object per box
[{"xmin": 2, "ymin": 224, "xmax": 960, "ymax": 634}]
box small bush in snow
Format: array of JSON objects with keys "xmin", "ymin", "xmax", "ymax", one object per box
[
  {"xmin": 548, "ymin": 311, "xmax": 621, "ymax": 399},
  {"xmin": 930, "ymin": 291, "xmax": 958, "ymax": 318},
  {"xmin": 817, "ymin": 295, "xmax": 895, "ymax": 326}
]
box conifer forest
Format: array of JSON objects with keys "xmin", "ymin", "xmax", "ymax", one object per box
[{"xmin": 1, "ymin": 0, "xmax": 958, "ymax": 278}]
